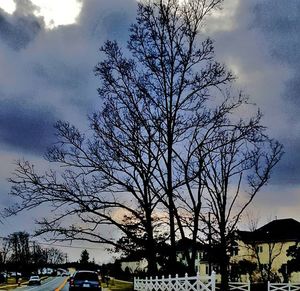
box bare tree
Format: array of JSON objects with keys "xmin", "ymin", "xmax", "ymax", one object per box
[
  {"xmin": 246, "ymin": 211, "xmax": 261, "ymax": 232},
  {"xmin": 199, "ymin": 127, "xmax": 282, "ymax": 290},
  {"xmin": 8, "ymin": 232, "xmax": 31, "ymax": 266},
  {"xmin": 6, "ymin": 0, "xmax": 283, "ymax": 284},
  {"xmin": 7, "ymin": 0, "xmax": 227, "ymax": 273},
  {"xmin": 44, "ymin": 247, "xmax": 65, "ymax": 265},
  {"xmin": 0, "ymin": 237, "xmax": 10, "ymax": 267}
]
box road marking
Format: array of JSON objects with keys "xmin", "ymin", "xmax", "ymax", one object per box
[
  {"xmin": 25, "ymin": 277, "xmax": 61, "ymax": 291},
  {"xmin": 0, "ymin": 284, "xmax": 18, "ymax": 289},
  {"xmin": 54, "ymin": 278, "xmax": 68, "ymax": 291}
]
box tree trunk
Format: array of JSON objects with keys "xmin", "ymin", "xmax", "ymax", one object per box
[
  {"xmin": 219, "ymin": 221, "xmax": 229, "ymax": 291},
  {"xmin": 145, "ymin": 208, "xmax": 158, "ymax": 275},
  {"xmin": 220, "ymin": 242, "xmax": 229, "ymax": 291},
  {"xmin": 167, "ymin": 121, "xmax": 177, "ymax": 272}
]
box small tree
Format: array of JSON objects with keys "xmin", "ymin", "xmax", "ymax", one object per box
[
  {"xmin": 279, "ymin": 243, "xmax": 300, "ymax": 282},
  {"xmin": 79, "ymin": 249, "xmax": 90, "ymax": 265},
  {"xmin": 230, "ymin": 259, "xmax": 257, "ymax": 282}
]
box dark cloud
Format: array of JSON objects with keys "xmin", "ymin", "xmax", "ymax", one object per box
[
  {"xmin": 253, "ymin": 1, "xmax": 300, "ymax": 65},
  {"xmin": 0, "ymin": 0, "xmax": 137, "ymax": 156},
  {"xmin": 0, "ymin": 13, "xmax": 42, "ymax": 50},
  {"xmin": 253, "ymin": 0, "xmax": 300, "ymax": 107},
  {"xmin": 270, "ymin": 139, "xmax": 300, "ymax": 185},
  {"xmin": 0, "ymin": 98, "xmax": 57, "ymax": 154},
  {"xmin": 248, "ymin": 0, "xmax": 300, "ymax": 185},
  {"xmin": 0, "ymin": 0, "xmax": 43, "ymax": 50},
  {"xmin": 78, "ymin": 0, "xmax": 136, "ymax": 41}
]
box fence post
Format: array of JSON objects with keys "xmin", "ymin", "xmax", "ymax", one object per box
[
  {"xmin": 175, "ymin": 274, "xmax": 179, "ymax": 291},
  {"xmin": 211, "ymin": 271, "xmax": 216, "ymax": 291},
  {"xmin": 267, "ymin": 281, "xmax": 270, "ymax": 291},
  {"xmin": 196, "ymin": 272, "xmax": 200, "ymax": 291},
  {"xmin": 168, "ymin": 274, "xmax": 172, "ymax": 291},
  {"xmin": 184, "ymin": 273, "xmax": 188, "ymax": 290},
  {"xmin": 134, "ymin": 277, "xmax": 136, "ymax": 291},
  {"xmin": 288, "ymin": 281, "xmax": 291, "ymax": 291},
  {"xmin": 247, "ymin": 280, "xmax": 250, "ymax": 291}
]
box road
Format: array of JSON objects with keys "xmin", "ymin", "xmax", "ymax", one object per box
[
  {"xmin": 9, "ymin": 276, "xmax": 68, "ymax": 291},
  {"xmin": 58, "ymin": 282, "xmax": 109, "ymax": 291},
  {"xmin": 7, "ymin": 276, "xmax": 110, "ymax": 291}
]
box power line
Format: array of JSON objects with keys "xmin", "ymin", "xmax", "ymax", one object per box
[
  {"xmin": 0, "ymin": 236, "xmax": 106, "ymax": 250},
  {"xmin": 37, "ymin": 241, "xmax": 106, "ymax": 250}
]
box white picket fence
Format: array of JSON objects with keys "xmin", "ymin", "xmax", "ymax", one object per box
[
  {"xmin": 229, "ymin": 281, "xmax": 250, "ymax": 291},
  {"xmin": 135, "ymin": 273, "xmax": 300, "ymax": 291},
  {"xmin": 268, "ymin": 282, "xmax": 300, "ymax": 291},
  {"xmin": 134, "ymin": 272, "xmax": 216, "ymax": 291}
]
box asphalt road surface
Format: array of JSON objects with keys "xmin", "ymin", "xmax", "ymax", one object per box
[
  {"xmin": 60, "ymin": 281, "xmax": 69, "ymax": 291},
  {"xmin": 10, "ymin": 276, "xmax": 68, "ymax": 291}
]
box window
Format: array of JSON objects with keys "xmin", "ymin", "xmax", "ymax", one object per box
[
  {"xmin": 256, "ymin": 245, "xmax": 263, "ymax": 253},
  {"xmin": 231, "ymin": 242, "xmax": 239, "ymax": 256},
  {"xmin": 231, "ymin": 246, "xmax": 239, "ymax": 256},
  {"xmin": 74, "ymin": 272, "xmax": 99, "ymax": 281}
]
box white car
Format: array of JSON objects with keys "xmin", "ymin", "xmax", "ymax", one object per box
[{"xmin": 28, "ymin": 275, "xmax": 41, "ymax": 285}]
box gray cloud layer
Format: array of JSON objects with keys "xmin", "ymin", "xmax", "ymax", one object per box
[
  {"xmin": 0, "ymin": 0, "xmax": 136, "ymax": 155},
  {"xmin": 0, "ymin": 0, "xmax": 299, "ymax": 246},
  {"xmin": 251, "ymin": 0, "xmax": 300, "ymax": 184}
]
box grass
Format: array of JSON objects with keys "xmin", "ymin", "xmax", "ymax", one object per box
[
  {"xmin": 0, "ymin": 276, "xmax": 49, "ymax": 290},
  {"xmin": 103, "ymin": 278, "xmax": 134, "ymax": 291},
  {"xmin": 0, "ymin": 278, "xmax": 26, "ymax": 289}
]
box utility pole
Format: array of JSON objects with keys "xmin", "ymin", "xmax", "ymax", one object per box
[
  {"xmin": 208, "ymin": 212, "xmax": 212, "ymax": 275},
  {"xmin": 65, "ymin": 254, "xmax": 68, "ymax": 264}
]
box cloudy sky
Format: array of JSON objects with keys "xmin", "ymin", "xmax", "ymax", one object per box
[{"xmin": 0, "ymin": 0, "xmax": 299, "ymax": 262}]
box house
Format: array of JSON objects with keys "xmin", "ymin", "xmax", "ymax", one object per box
[
  {"xmin": 120, "ymin": 218, "xmax": 300, "ymax": 283},
  {"xmin": 120, "ymin": 257, "xmax": 148, "ymax": 274},
  {"xmin": 232, "ymin": 218, "xmax": 300, "ymax": 282},
  {"xmin": 176, "ymin": 238, "xmax": 207, "ymax": 274},
  {"xmin": 175, "ymin": 238, "xmax": 224, "ymax": 280}
]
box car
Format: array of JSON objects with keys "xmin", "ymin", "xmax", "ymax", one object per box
[
  {"xmin": 28, "ymin": 275, "xmax": 41, "ymax": 285},
  {"xmin": 62, "ymin": 271, "xmax": 70, "ymax": 276},
  {"xmin": 69, "ymin": 271, "xmax": 101, "ymax": 290}
]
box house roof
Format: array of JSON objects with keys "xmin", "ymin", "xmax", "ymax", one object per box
[
  {"xmin": 238, "ymin": 218, "xmax": 300, "ymax": 243},
  {"xmin": 176, "ymin": 238, "xmax": 205, "ymax": 251}
]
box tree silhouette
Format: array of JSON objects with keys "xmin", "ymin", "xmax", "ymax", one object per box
[
  {"xmin": 79, "ymin": 249, "xmax": 90, "ymax": 265},
  {"xmin": 6, "ymin": 0, "xmax": 283, "ymax": 287}
]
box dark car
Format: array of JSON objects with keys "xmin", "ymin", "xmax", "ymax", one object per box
[{"xmin": 69, "ymin": 271, "xmax": 101, "ymax": 290}]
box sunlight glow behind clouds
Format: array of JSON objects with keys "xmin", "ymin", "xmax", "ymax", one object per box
[
  {"xmin": 204, "ymin": 0, "xmax": 240, "ymax": 33},
  {"xmin": 32, "ymin": 0, "xmax": 83, "ymax": 28},
  {"xmin": 0, "ymin": 0, "xmax": 82, "ymax": 29},
  {"xmin": 0, "ymin": 0, "xmax": 15, "ymax": 14}
]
